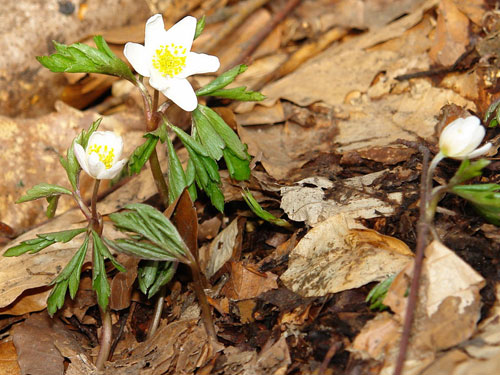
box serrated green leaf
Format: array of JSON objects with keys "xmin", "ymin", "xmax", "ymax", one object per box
[
  {"xmin": 68, "ymin": 238, "xmax": 89, "ymax": 299},
  {"xmin": 204, "ymin": 180, "xmax": 225, "ymax": 212},
  {"xmin": 149, "ymin": 120, "xmax": 169, "ymax": 143},
  {"xmin": 366, "ymin": 275, "xmax": 395, "ymax": 311},
  {"xmin": 166, "ymin": 136, "xmax": 188, "ymax": 204},
  {"xmin": 38, "ymin": 36, "xmax": 136, "ymax": 83},
  {"xmin": 16, "ymin": 183, "xmax": 72, "ymax": 203},
  {"xmin": 46, "ymin": 196, "xmax": 60, "ymax": 218},
  {"xmin": 147, "ymin": 261, "xmax": 177, "ymax": 298},
  {"xmin": 200, "ymin": 153, "xmax": 221, "ymax": 183},
  {"xmin": 107, "ymin": 238, "xmax": 178, "ymax": 261},
  {"xmin": 92, "ymin": 241, "xmax": 110, "ymax": 311},
  {"xmin": 38, "ymin": 228, "xmax": 87, "ymax": 243},
  {"xmin": 449, "ymin": 159, "xmax": 491, "ymax": 186},
  {"xmin": 138, "ymin": 260, "xmax": 159, "ymax": 293},
  {"xmin": 193, "ymin": 107, "xmax": 225, "ymax": 160},
  {"xmin": 223, "ymin": 148, "xmax": 251, "ymax": 181},
  {"xmin": 170, "ymin": 124, "xmax": 209, "ymax": 156},
  {"xmin": 196, "ymin": 64, "xmax": 248, "ymax": 96},
  {"xmin": 452, "ymin": 184, "xmax": 500, "ymax": 225},
  {"xmin": 52, "ymin": 236, "xmax": 89, "ymax": 285},
  {"xmin": 47, "ymin": 280, "xmax": 69, "ymax": 317},
  {"xmin": 92, "ymin": 231, "xmax": 126, "ymax": 272},
  {"xmin": 197, "ymin": 104, "xmax": 247, "ymax": 159},
  {"xmin": 207, "ymin": 87, "xmax": 266, "ymax": 101},
  {"xmin": 242, "ymin": 189, "xmax": 292, "ymax": 229},
  {"xmin": 194, "ymin": 16, "xmax": 206, "ymax": 40},
  {"xmin": 185, "ymin": 145, "xmax": 209, "ymax": 187},
  {"xmin": 128, "ymin": 136, "xmax": 159, "ymax": 175},
  {"xmin": 3, "ymin": 238, "xmax": 54, "ymax": 257}
]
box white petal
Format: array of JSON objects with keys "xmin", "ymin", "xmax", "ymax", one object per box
[
  {"xmin": 162, "ymin": 79, "xmax": 197, "ymax": 111},
  {"xmin": 145, "ymin": 14, "xmax": 169, "ymax": 48},
  {"xmin": 178, "ymin": 52, "xmax": 220, "ymax": 78},
  {"xmin": 87, "ymin": 153, "xmax": 105, "ymax": 179},
  {"xmin": 149, "ymin": 70, "xmax": 171, "ymax": 91},
  {"xmin": 123, "ymin": 42, "xmax": 151, "ymax": 77},
  {"xmin": 163, "ymin": 16, "xmax": 196, "ymax": 52},
  {"xmin": 466, "ymin": 143, "xmax": 492, "ymax": 159},
  {"xmin": 74, "ymin": 143, "xmax": 90, "ymax": 176},
  {"xmin": 96, "ymin": 159, "xmax": 127, "ymax": 180},
  {"xmin": 440, "ymin": 117, "xmax": 484, "ymax": 157}
]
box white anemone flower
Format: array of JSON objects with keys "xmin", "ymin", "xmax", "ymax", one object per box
[
  {"xmin": 439, "ymin": 116, "xmax": 492, "ymax": 160},
  {"xmin": 74, "ymin": 131, "xmax": 127, "ymax": 180},
  {"xmin": 123, "ymin": 14, "xmax": 220, "ymax": 112}
]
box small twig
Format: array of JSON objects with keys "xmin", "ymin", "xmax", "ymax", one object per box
[
  {"xmin": 318, "ymin": 341, "xmax": 342, "ymax": 375},
  {"xmin": 395, "ymin": 45, "xmax": 476, "ymax": 81},
  {"xmin": 228, "ymin": 0, "xmax": 302, "ymax": 68},
  {"xmin": 201, "ymin": 0, "xmax": 271, "ymax": 54},
  {"xmin": 108, "ymin": 308, "xmax": 131, "ymax": 361},
  {"xmin": 393, "ymin": 145, "xmax": 430, "ymax": 375}
]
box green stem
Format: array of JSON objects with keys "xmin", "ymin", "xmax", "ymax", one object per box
[
  {"xmin": 149, "ymin": 149, "xmax": 169, "ymax": 207},
  {"xmin": 95, "ymin": 306, "xmax": 113, "ymax": 370},
  {"xmin": 91, "ymin": 179, "xmax": 102, "ymax": 234},
  {"xmin": 147, "ymin": 286, "xmax": 166, "ymax": 340}
]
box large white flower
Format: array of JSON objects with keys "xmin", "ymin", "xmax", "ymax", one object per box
[
  {"xmin": 439, "ymin": 116, "xmax": 492, "ymax": 160},
  {"xmin": 74, "ymin": 131, "xmax": 127, "ymax": 180},
  {"xmin": 123, "ymin": 14, "xmax": 220, "ymax": 112}
]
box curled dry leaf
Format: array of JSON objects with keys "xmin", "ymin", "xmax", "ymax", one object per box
[
  {"xmin": 280, "ymin": 214, "xmax": 413, "ymax": 297},
  {"xmin": 280, "ymin": 172, "xmax": 402, "ymax": 226},
  {"xmin": 350, "ymin": 240, "xmax": 485, "ymax": 375}
]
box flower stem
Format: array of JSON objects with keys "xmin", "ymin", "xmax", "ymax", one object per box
[
  {"xmin": 149, "ymin": 149, "xmax": 169, "ymax": 208},
  {"xmin": 95, "ymin": 306, "xmax": 113, "ymax": 371},
  {"xmin": 186, "ymin": 253, "xmax": 217, "ymax": 342},
  {"xmin": 147, "ymin": 286, "xmax": 166, "ymax": 340}
]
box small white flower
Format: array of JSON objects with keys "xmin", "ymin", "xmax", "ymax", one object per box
[
  {"xmin": 439, "ymin": 116, "xmax": 492, "ymax": 160},
  {"xmin": 123, "ymin": 14, "xmax": 220, "ymax": 112},
  {"xmin": 74, "ymin": 131, "xmax": 127, "ymax": 180}
]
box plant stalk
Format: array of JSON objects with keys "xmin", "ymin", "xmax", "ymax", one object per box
[
  {"xmin": 95, "ymin": 306, "xmax": 113, "ymax": 371},
  {"xmin": 147, "ymin": 286, "xmax": 166, "ymax": 340}
]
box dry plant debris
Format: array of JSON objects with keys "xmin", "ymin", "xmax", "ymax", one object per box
[{"xmin": 1, "ymin": 0, "xmax": 500, "ymax": 374}]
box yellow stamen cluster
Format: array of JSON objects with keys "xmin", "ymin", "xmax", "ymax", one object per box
[
  {"xmin": 88, "ymin": 144, "xmax": 115, "ymax": 170},
  {"xmin": 152, "ymin": 43, "xmax": 187, "ymax": 78}
]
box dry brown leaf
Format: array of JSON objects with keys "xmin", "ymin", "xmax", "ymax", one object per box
[
  {"xmin": 280, "ymin": 172, "xmax": 402, "ymax": 226},
  {"xmin": 0, "ymin": 0, "xmax": 150, "ymax": 117},
  {"xmin": 429, "ymin": 0, "xmax": 470, "ymax": 66},
  {"xmin": 351, "ymin": 240, "xmax": 485, "ymax": 375},
  {"xmin": 222, "ymin": 261, "xmax": 278, "ymax": 300},
  {"xmin": 199, "ymin": 218, "xmax": 242, "ymax": 279},
  {"xmin": 0, "ymin": 341, "xmax": 21, "ymax": 375},
  {"xmin": 12, "ymin": 312, "xmax": 83, "ymax": 375},
  {"xmin": 109, "ymin": 255, "xmax": 139, "ymax": 311},
  {"xmin": 238, "ymin": 120, "xmax": 338, "ymax": 181},
  {"xmin": 281, "ymin": 214, "xmax": 413, "ymax": 297},
  {"xmin": 0, "ymin": 286, "xmax": 51, "ymax": 316}
]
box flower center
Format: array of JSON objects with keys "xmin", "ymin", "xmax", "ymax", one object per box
[
  {"xmin": 88, "ymin": 144, "xmax": 115, "ymax": 170},
  {"xmin": 152, "ymin": 43, "xmax": 187, "ymax": 78}
]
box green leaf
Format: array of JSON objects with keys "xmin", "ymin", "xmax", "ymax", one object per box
[
  {"xmin": 138, "ymin": 260, "xmax": 159, "ymax": 294},
  {"xmin": 185, "ymin": 145, "xmax": 210, "ymax": 188},
  {"xmin": 169, "ymin": 124, "xmax": 209, "ymax": 156},
  {"xmin": 223, "ymin": 148, "xmax": 251, "ymax": 181},
  {"xmin": 449, "ymin": 159, "xmax": 491, "ymax": 186},
  {"xmin": 92, "ymin": 240, "xmax": 110, "ymax": 311},
  {"xmin": 166, "ymin": 136, "xmax": 188, "ymax": 204},
  {"xmin": 484, "ymin": 98, "xmax": 500, "ymax": 126},
  {"xmin": 38, "ymin": 228, "xmax": 87, "ymax": 243},
  {"xmin": 92, "ymin": 231, "xmax": 126, "ymax": 272},
  {"xmin": 37, "ymin": 36, "xmax": 136, "ymax": 83},
  {"xmin": 242, "ymin": 189, "xmax": 293, "ymax": 229},
  {"xmin": 204, "ymin": 180, "xmax": 225, "ymax": 212},
  {"xmin": 4, "ymin": 228, "xmax": 86, "ymax": 257},
  {"xmin": 107, "ymin": 238, "xmax": 179, "ymax": 261},
  {"xmin": 3, "ymin": 238, "xmax": 54, "ymax": 257},
  {"xmin": 193, "ymin": 107, "xmax": 225, "ymax": 160},
  {"xmin": 46, "ymin": 196, "xmax": 60, "ymax": 218},
  {"xmin": 16, "ymin": 183, "xmax": 72, "ymax": 203},
  {"xmin": 147, "ymin": 261, "xmax": 177, "ymax": 298},
  {"xmin": 196, "ymin": 64, "xmax": 248, "ymax": 96},
  {"xmin": 366, "ymin": 275, "xmax": 395, "ymax": 311},
  {"xmin": 207, "ymin": 87, "xmax": 266, "ymax": 101},
  {"xmin": 452, "ymin": 184, "xmax": 500, "ymax": 225},
  {"xmin": 194, "ymin": 16, "xmax": 206, "ymax": 40},
  {"xmin": 52, "ymin": 235, "xmax": 89, "ymax": 287},
  {"xmin": 47, "ymin": 280, "xmax": 69, "ymax": 317},
  {"xmin": 197, "ymin": 104, "xmax": 248, "ymax": 159},
  {"xmin": 68, "ymin": 238, "xmax": 89, "ymax": 299},
  {"xmin": 128, "ymin": 136, "xmax": 159, "ymax": 175}
]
